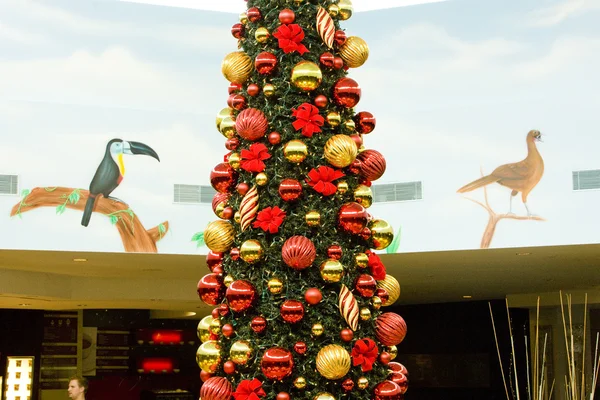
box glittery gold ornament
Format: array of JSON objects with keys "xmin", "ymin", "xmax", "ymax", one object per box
[
  {"xmin": 219, "ymin": 116, "xmax": 236, "ymax": 139},
  {"xmin": 197, "ymin": 315, "xmax": 213, "ymax": 342},
  {"xmin": 284, "ymin": 140, "xmax": 308, "ymax": 163},
  {"xmin": 291, "ymin": 61, "xmax": 322, "ymax": 91},
  {"xmin": 369, "ymin": 219, "xmax": 394, "ymax": 250},
  {"xmin": 339, "ymin": 36, "xmax": 369, "ymax": 68},
  {"xmin": 328, "ymin": 4, "xmax": 339, "ymax": 17},
  {"xmin": 224, "ymin": 275, "xmax": 234, "ymax": 287},
  {"xmin": 222, "ymin": 51, "xmax": 253, "ymax": 84},
  {"xmin": 255, "ymin": 27, "xmax": 270, "ymax": 43},
  {"xmin": 320, "ymin": 259, "xmax": 344, "ymax": 283},
  {"xmin": 357, "ymin": 376, "xmax": 369, "ymax": 389},
  {"xmin": 209, "ymin": 317, "xmax": 221, "ymax": 335},
  {"xmin": 344, "ymin": 119, "xmax": 356, "ymax": 131},
  {"xmin": 360, "ymin": 307, "xmax": 371, "ymax": 321},
  {"xmin": 255, "ymin": 172, "xmax": 268, "ymax": 186},
  {"xmin": 230, "ymin": 340, "xmax": 253, "ymax": 365},
  {"xmin": 337, "ymin": 0, "xmax": 353, "ymax": 20},
  {"xmin": 326, "ymin": 111, "xmax": 341, "ymax": 126},
  {"xmin": 324, "ymin": 134, "xmax": 358, "ymax": 168},
  {"xmin": 312, "ymin": 323, "xmax": 324, "ymax": 336},
  {"xmin": 387, "ymin": 345, "xmax": 398, "ymax": 360},
  {"xmin": 268, "ymin": 277, "xmax": 283, "ymax": 294},
  {"xmin": 228, "ymin": 152, "xmax": 241, "ymax": 170},
  {"xmin": 196, "ymin": 340, "xmax": 222, "ymax": 372},
  {"xmin": 294, "ymin": 377, "xmax": 307, "ymax": 389},
  {"xmin": 239, "ymin": 12, "xmax": 248, "ymax": 24},
  {"xmin": 306, "ymin": 210, "xmax": 321, "ymax": 227},
  {"xmin": 263, "ymin": 84, "xmax": 275, "ymax": 97},
  {"xmin": 377, "ymin": 274, "xmax": 401, "ymax": 306},
  {"xmin": 355, "ymin": 252, "xmax": 369, "ymax": 268},
  {"xmin": 314, "ymin": 394, "xmax": 335, "ymax": 400},
  {"xmin": 337, "ymin": 181, "xmax": 349, "ymax": 194},
  {"xmin": 354, "ymin": 184, "xmax": 373, "ymax": 208},
  {"xmin": 234, "ymin": 212, "xmax": 241, "ymax": 224},
  {"xmin": 371, "ymin": 296, "xmax": 382, "ymax": 310},
  {"xmin": 240, "ymin": 239, "xmax": 263, "ymax": 263},
  {"xmin": 316, "ymin": 344, "xmax": 351, "ymax": 379},
  {"xmin": 204, "ymin": 220, "xmax": 235, "ymax": 253},
  {"xmin": 216, "ymin": 107, "xmax": 233, "ymax": 131}
]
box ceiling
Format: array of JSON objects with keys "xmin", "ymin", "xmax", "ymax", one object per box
[{"xmin": 1, "ymin": 243, "xmax": 599, "ymax": 315}]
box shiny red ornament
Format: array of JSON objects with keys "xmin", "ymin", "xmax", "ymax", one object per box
[
  {"xmin": 342, "ymin": 378, "xmax": 355, "ymax": 392},
  {"xmin": 247, "ymin": 7, "xmax": 262, "ymax": 22},
  {"xmin": 373, "ymin": 380, "xmax": 403, "ymax": 400},
  {"xmin": 333, "ymin": 57, "xmax": 344, "ymax": 69},
  {"xmin": 222, "ymin": 323, "xmax": 234, "ymax": 338},
  {"xmin": 251, "ymin": 316, "xmax": 267, "ymax": 334},
  {"xmin": 212, "ymin": 265, "xmax": 224, "ymax": 276},
  {"xmin": 360, "ymin": 227, "xmax": 371, "ymax": 240},
  {"xmin": 375, "ymin": 288, "xmax": 389, "ymax": 304},
  {"xmin": 278, "ymin": 179, "xmax": 303, "ymax": 201},
  {"xmin": 280, "ymin": 299, "xmax": 304, "ymax": 323},
  {"xmin": 231, "ymin": 23, "xmax": 245, "ymax": 39},
  {"xmin": 388, "ymin": 362, "xmax": 409, "ymax": 375},
  {"xmin": 333, "ymin": 77, "xmax": 361, "ymax": 108},
  {"xmin": 350, "ymin": 134, "xmax": 363, "ymax": 148},
  {"xmin": 226, "ymin": 280, "xmax": 257, "ymax": 312},
  {"xmin": 354, "ymin": 111, "xmax": 376, "ymax": 134},
  {"xmin": 338, "ymin": 202, "xmax": 369, "ymax": 234},
  {"xmin": 334, "ymin": 30, "xmax": 347, "ymax": 46},
  {"xmin": 247, "ymin": 83, "xmax": 260, "ymax": 96},
  {"xmin": 268, "ymin": 131, "xmax": 281, "ymax": 145},
  {"xmin": 197, "ymin": 273, "xmax": 225, "ymax": 306},
  {"xmin": 237, "ymin": 182, "xmax": 249, "ymax": 196},
  {"xmin": 355, "ymin": 274, "xmax": 377, "ymax": 297},
  {"xmin": 225, "ymin": 137, "xmax": 239, "ymax": 151},
  {"xmin": 261, "ymin": 347, "xmax": 293, "ymax": 380},
  {"xmin": 276, "ymin": 392, "xmax": 291, "ymax": 400},
  {"xmin": 282, "ymin": 236, "xmax": 316, "ymax": 270},
  {"xmin": 314, "ymin": 94, "xmax": 328, "ymax": 108},
  {"xmin": 211, "ymin": 308, "xmax": 220, "ymax": 319},
  {"xmin": 357, "ymin": 149, "xmax": 386, "ymax": 181},
  {"xmin": 228, "ymin": 82, "xmax": 242, "ymax": 94},
  {"xmin": 255, "ymin": 52, "xmax": 277, "ymax": 75},
  {"xmin": 340, "ymin": 328, "xmax": 354, "ymax": 342},
  {"xmin": 230, "ymin": 247, "xmax": 240, "ymax": 260},
  {"xmin": 219, "ymin": 303, "xmax": 230, "ymax": 316},
  {"xmin": 304, "ymin": 288, "xmax": 322, "ymax": 305},
  {"xmin": 236, "ymin": 108, "xmax": 268, "ymax": 141},
  {"xmin": 227, "ymin": 94, "xmax": 247, "ymax": 110},
  {"xmin": 278, "ymin": 8, "xmax": 295, "ymax": 24},
  {"xmin": 349, "ymin": 159, "xmax": 361, "ymax": 175},
  {"xmin": 327, "ymin": 245, "xmax": 343, "ymax": 260},
  {"xmin": 206, "ymin": 250, "xmax": 224, "ymax": 272},
  {"xmin": 221, "ymin": 207, "xmax": 233, "ymax": 220},
  {"xmin": 319, "ymin": 52, "xmax": 335, "ymax": 68},
  {"xmin": 210, "ymin": 163, "xmax": 238, "ymax": 193},
  {"xmin": 200, "ymin": 376, "xmax": 233, "ymax": 400},
  {"xmin": 223, "ymin": 361, "xmax": 236, "ymax": 375},
  {"xmin": 294, "ymin": 342, "xmax": 307, "ymax": 355},
  {"xmin": 380, "ymin": 352, "xmax": 392, "ymax": 365},
  {"xmin": 375, "ymin": 313, "xmax": 407, "ymax": 346},
  {"xmin": 390, "ymin": 373, "xmax": 408, "ymax": 394},
  {"xmin": 200, "ymin": 370, "xmax": 213, "ymax": 382}
]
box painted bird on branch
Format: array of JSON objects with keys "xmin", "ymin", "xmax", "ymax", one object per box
[
  {"xmin": 81, "ymin": 139, "xmax": 160, "ymax": 227},
  {"xmin": 457, "ymin": 130, "xmax": 544, "ymax": 216}
]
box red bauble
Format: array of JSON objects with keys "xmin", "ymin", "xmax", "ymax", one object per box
[
  {"xmin": 231, "ymin": 23, "xmax": 245, "ymax": 39},
  {"xmin": 235, "ymin": 108, "xmax": 268, "ymax": 141},
  {"xmin": 250, "ymin": 316, "xmax": 267, "ymax": 334},
  {"xmin": 268, "ymin": 131, "xmax": 281, "ymax": 145},
  {"xmin": 389, "ymin": 372, "xmax": 408, "ymax": 392},
  {"xmin": 237, "ymin": 182, "xmax": 249, "ymax": 196},
  {"xmin": 278, "ymin": 8, "xmax": 295, "ymax": 23},
  {"xmin": 276, "ymin": 392, "xmax": 291, "ymax": 400},
  {"xmin": 247, "ymin": 7, "xmax": 262, "ymax": 22},
  {"xmin": 280, "ymin": 299, "xmax": 304, "ymax": 323},
  {"xmin": 282, "ymin": 236, "xmax": 316, "ymax": 270},
  {"xmin": 338, "ymin": 202, "xmax": 369, "ymax": 234},
  {"xmin": 333, "ymin": 77, "xmax": 361, "ymax": 108},
  {"xmin": 261, "ymin": 347, "xmax": 294, "ymax": 380},
  {"xmin": 197, "ymin": 273, "xmax": 225, "ymax": 306},
  {"xmin": 200, "ymin": 376, "xmax": 233, "ymax": 400},
  {"xmin": 212, "ymin": 193, "xmax": 229, "ymax": 217},
  {"xmin": 314, "ymin": 94, "xmax": 328, "ymax": 108},
  {"xmin": 334, "ymin": 30, "xmax": 347, "ymax": 46},
  {"xmin": 225, "ymin": 137, "xmax": 239, "ymax": 151},
  {"xmin": 340, "ymin": 328, "xmax": 354, "ymax": 342},
  {"xmin": 255, "ymin": 52, "xmax": 277, "ymax": 75},
  {"xmin": 319, "ymin": 52, "xmax": 335, "ymax": 68},
  {"xmin": 278, "ymin": 179, "xmax": 303, "ymax": 201},
  {"xmin": 327, "ymin": 244, "xmax": 343, "ymax": 260},
  {"xmin": 333, "ymin": 57, "xmax": 344, "ymax": 69},
  {"xmin": 304, "ymin": 288, "xmax": 322, "ymax": 305},
  {"xmin": 342, "ymin": 378, "xmax": 355, "ymax": 392},
  {"xmin": 210, "ymin": 163, "xmax": 238, "ymax": 193},
  {"xmin": 228, "ymin": 82, "xmax": 242, "ymax": 94},
  {"xmin": 380, "ymin": 352, "xmax": 392, "ymax": 365},
  {"xmin": 226, "ymin": 280, "xmax": 257, "ymax": 312},
  {"xmin": 211, "ymin": 308, "xmax": 220, "ymax": 319},
  {"xmin": 388, "ymin": 362, "xmax": 409, "ymax": 376},
  {"xmin": 375, "ymin": 313, "xmax": 407, "ymax": 346},
  {"xmin": 349, "ymin": 159, "xmax": 361, "ymax": 175},
  {"xmin": 230, "ymin": 247, "xmax": 240, "ymax": 260},
  {"xmin": 227, "ymin": 94, "xmax": 247, "ymax": 110},
  {"xmin": 355, "ymin": 274, "xmax": 377, "ymax": 297},
  {"xmin": 223, "ymin": 361, "xmax": 236, "ymax": 375},
  {"xmin": 221, "ymin": 207, "xmax": 233, "ymax": 220},
  {"xmin": 350, "ymin": 134, "xmax": 363, "ymax": 148},
  {"xmin": 294, "ymin": 342, "xmax": 307, "ymax": 355},
  {"xmin": 354, "ymin": 111, "xmax": 376, "ymax": 134},
  {"xmin": 247, "ymin": 83, "xmax": 260, "ymax": 97},
  {"xmin": 373, "ymin": 380, "xmax": 403, "ymax": 400},
  {"xmin": 206, "ymin": 250, "xmax": 224, "ymax": 272},
  {"xmin": 200, "ymin": 370, "xmax": 213, "ymax": 382},
  {"xmin": 357, "ymin": 149, "xmax": 386, "ymax": 181},
  {"xmin": 219, "ymin": 303, "xmax": 230, "ymax": 316},
  {"xmin": 375, "ymin": 288, "xmax": 389, "ymax": 304},
  {"xmin": 221, "ymin": 323, "xmax": 234, "ymax": 338}
]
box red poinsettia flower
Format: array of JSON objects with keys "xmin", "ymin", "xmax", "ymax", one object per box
[
  {"xmin": 273, "ymin": 24, "xmax": 309, "ymax": 55},
  {"xmin": 292, "ymin": 103, "xmax": 324, "ymax": 138},
  {"xmin": 351, "ymin": 338, "xmax": 379, "ymax": 372},
  {"xmin": 240, "ymin": 143, "xmax": 271, "ymax": 173},
  {"xmin": 253, "ymin": 206, "xmax": 286, "ymax": 234},
  {"xmin": 367, "ymin": 250, "xmax": 387, "ymax": 280},
  {"xmin": 233, "ymin": 378, "xmax": 266, "ymax": 400},
  {"xmin": 306, "ymin": 166, "xmax": 345, "ymax": 196}
]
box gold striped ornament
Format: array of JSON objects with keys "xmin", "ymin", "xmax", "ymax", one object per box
[
  {"xmin": 377, "ymin": 274, "xmax": 401, "ymax": 306},
  {"xmin": 315, "ymin": 344, "xmax": 351, "ymax": 380},
  {"xmin": 339, "ymin": 36, "xmax": 369, "ymax": 68},
  {"xmin": 204, "ymin": 220, "xmax": 235, "ymax": 253},
  {"xmin": 221, "ymin": 51, "xmax": 253, "ymax": 84},
  {"xmin": 339, "ymin": 284, "xmax": 359, "ymax": 331},
  {"xmin": 239, "ymin": 186, "xmax": 259, "ymax": 231},
  {"xmin": 324, "ymin": 134, "xmax": 358, "ymax": 168},
  {"xmin": 316, "ymin": 7, "xmax": 335, "ymax": 48}
]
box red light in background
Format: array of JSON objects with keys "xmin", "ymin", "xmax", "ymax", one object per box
[
  {"xmin": 141, "ymin": 358, "xmax": 174, "ymax": 372},
  {"xmin": 152, "ymin": 330, "xmax": 182, "ymax": 343}
]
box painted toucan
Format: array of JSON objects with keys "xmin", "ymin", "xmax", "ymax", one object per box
[{"xmin": 81, "ymin": 138, "xmax": 160, "ymax": 227}]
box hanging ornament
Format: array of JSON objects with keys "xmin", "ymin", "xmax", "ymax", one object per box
[
  {"xmin": 200, "ymin": 377, "xmax": 233, "ymax": 400},
  {"xmin": 239, "ymin": 11, "xmax": 248, "ymax": 24},
  {"xmin": 316, "ymin": 344, "xmax": 351, "ymax": 380},
  {"xmin": 283, "ymin": 139, "xmax": 308, "ymax": 163},
  {"xmin": 220, "ymin": 116, "xmax": 236, "ymax": 138},
  {"xmin": 200, "ymin": 370, "xmax": 213, "ymax": 382},
  {"xmin": 316, "ymin": 7, "xmax": 335, "ymax": 48},
  {"xmin": 240, "ymin": 239, "xmax": 263, "ymax": 263},
  {"xmin": 223, "ymin": 275, "xmax": 234, "ymax": 287},
  {"xmin": 226, "ymin": 280, "xmax": 257, "ymax": 312},
  {"xmin": 305, "ymin": 288, "xmax": 322, "ymax": 305},
  {"xmin": 255, "ymin": 172, "xmax": 268, "ymax": 186},
  {"xmin": 227, "ymin": 94, "xmax": 247, "ymax": 111},
  {"xmin": 342, "ymin": 378, "xmax": 354, "ymax": 392},
  {"xmin": 209, "ymin": 318, "xmax": 221, "ymax": 335},
  {"xmin": 210, "ymin": 163, "xmax": 238, "ymax": 193},
  {"xmin": 344, "ymin": 119, "xmax": 356, "ymax": 132},
  {"xmin": 291, "ymin": 61, "xmax": 322, "ymax": 91},
  {"xmin": 328, "ymin": 4, "xmax": 340, "ymax": 17},
  {"xmin": 373, "ymin": 381, "xmax": 403, "ymax": 400},
  {"xmin": 278, "ymin": 179, "xmax": 303, "ymax": 201},
  {"xmin": 221, "ymin": 207, "xmax": 233, "ymax": 220},
  {"xmin": 268, "ymin": 277, "xmax": 283, "ymax": 294},
  {"xmin": 355, "ymin": 252, "xmax": 369, "ymax": 268},
  {"xmin": 355, "ymin": 274, "xmax": 377, "ymax": 298},
  {"xmin": 333, "ymin": 77, "xmax": 361, "ymax": 108},
  {"xmin": 229, "ymin": 82, "xmax": 242, "ymax": 94},
  {"xmin": 231, "ymin": 22, "xmax": 245, "ymax": 39},
  {"xmin": 379, "ymin": 352, "xmax": 391, "ymax": 365},
  {"xmin": 354, "ymin": 184, "xmax": 373, "ymax": 208},
  {"xmin": 375, "ymin": 313, "xmax": 407, "ymax": 346},
  {"xmin": 247, "ymin": 83, "xmax": 260, "ymax": 96},
  {"xmin": 338, "ymin": 202, "xmax": 369, "ymax": 234},
  {"xmin": 337, "ymin": 0, "xmax": 354, "ymax": 20},
  {"xmin": 360, "ymin": 307, "xmax": 371, "ymax": 320},
  {"xmin": 197, "ymin": 273, "xmax": 225, "ymax": 306},
  {"xmin": 313, "ymin": 394, "xmax": 335, "ymax": 400},
  {"xmin": 247, "ymin": 7, "xmax": 262, "ymax": 22},
  {"xmin": 387, "ymin": 346, "xmax": 398, "ymax": 360},
  {"xmin": 333, "ymin": 56, "xmax": 344, "ymax": 69},
  {"xmin": 354, "ymin": 111, "xmax": 376, "ymax": 134},
  {"xmin": 279, "ymin": 8, "xmax": 295, "ymax": 23},
  {"xmin": 340, "ymin": 328, "xmax": 354, "ymax": 342},
  {"xmin": 255, "ymin": 52, "xmax": 277, "ymax": 74},
  {"xmin": 261, "ymin": 347, "xmax": 294, "ymax": 380},
  {"xmin": 339, "ymin": 36, "xmax": 369, "ymax": 68},
  {"xmin": 230, "ymin": 340, "xmax": 253, "ymax": 365},
  {"xmin": 204, "ymin": 220, "xmax": 235, "ymax": 253},
  {"xmin": 223, "ymin": 361, "xmax": 236, "ymax": 374},
  {"xmin": 375, "ymin": 288, "xmax": 389, "ymax": 304},
  {"xmin": 280, "ymin": 299, "xmax": 305, "ymax": 323},
  {"xmin": 293, "ymin": 377, "xmax": 307, "ymax": 389},
  {"xmin": 357, "ymin": 377, "xmax": 369, "ymax": 390},
  {"xmin": 377, "ymin": 275, "xmax": 400, "ymax": 306},
  {"xmin": 326, "ymin": 111, "xmax": 341, "ymax": 126},
  {"xmin": 369, "ymin": 219, "xmax": 394, "ymax": 250},
  {"xmin": 221, "ymin": 323, "xmax": 234, "ymax": 338},
  {"xmin": 334, "ymin": 30, "xmax": 347, "ymax": 46},
  {"xmin": 196, "ymin": 340, "xmax": 222, "ymax": 373},
  {"xmin": 388, "ymin": 361, "xmax": 409, "ymax": 375},
  {"xmin": 239, "ymin": 186, "xmax": 259, "ymax": 232},
  {"xmin": 320, "ymin": 259, "xmax": 344, "ymax": 283},
  {"xmin": 263, "ymin": 83, "xmax": 275, "ymax": 97},
  {"xmin": 212, "ymin": 193, "xmax": 229, "ymax": 219},
  {"xmin": 228, "ymin": 152, "xmax": 240, "ymax": 170},
  {"xmin": 197, "ymin": 316, "xmax": 212, "ymax": 342},
  {"xmin": 230, "ymin": 247, "xmax": 240, "ymax": 260},
  {"xmin": 312, "ymin": 323, "xmax": 324, "ymax": 336},
  {"xmin": 324, "ymin": 134, "xmax": 358, "ymax": 168},
  {"xmin": 282, "ymin": 236, "xmax": 316, "ymax": 270},
  {"xmin": 255, "ymin": 27, "xmax": 270, "ymax": 43},
  {"xmin": 277, "ymin": 393, "xmax": 291, "ymax": 400},
  {"xmin": 216, "ymin": 107, "xmax": 233, "ymax": 131},
  {"xmin": 372, "ymin": 296, "xmax": 382, "ymax": 310},
  {"xmin": 237, "ymin": 182, "xmax": 249, "ymax": 196},
  {"xmin": 294, "ymin": 342, "xmax": 307, "ymax": 355},
  {"xmin": 222, "ymin": 51, "xmax": 253, "ymax": 84},
  {"xmin": 391, "ymin": 373, "xmax": 408, "ymax": 394},
  {"xmin": 305, "ymin": 210, "xmax": 321, "ymax": 227},
  {"xmin": 357, "ymin": 149, "xmax": 386, "ymax": 181},
  {"xmin": 226, "ymin": 138, "xmax": 240, "ymax": 152},
  {"xmin": 314, "ymin": 94, "xmax": 328, "ymax": 108},
  {"xmin": 327, "ymin": 245, "xmax": 343, "ymax": 260},
  {"xmin": 236, "ymin": 108, "xmax": 269, "ymax": 141},
  {"xmin": 251, "ymin": 316, "xmax": 267, "ymax": 334},
  {"xmin": 339, "ymin": 284, "xmax": 359, "ymax": 331},
  {"xmin": 319, "ymin": 52, "xmax": 335, "ymax": 68}
]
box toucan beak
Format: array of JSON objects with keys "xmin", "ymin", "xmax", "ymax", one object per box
[{"xmin": 124, "ymin": 141, "xmax": 160, "ymax": 161}]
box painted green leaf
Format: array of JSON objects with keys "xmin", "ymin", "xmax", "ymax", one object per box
[
  {"xmin": 109, "ymin": 215, "xmax": 119, "ymax": 225},
  {"xmin": 386, "ymin": 227, "xmax": 402, "ymax": 254},
  {"xmin": 158, "ymin": 224, "xmax": 166, "ymax": 234},
  {"xmin": 68, "ymin": 189, "xmax": 81, "ymax": 204},
  {"xmin": 191, "ymin": 232, "xmax": 205, "ymax": 247},
  {"xmin": 56, "ymin": 204, "xmax": 66, "ymax": 215},
  {"xmin": 21, "ymin": 189, "xmax": 30, "ymax": 197}
]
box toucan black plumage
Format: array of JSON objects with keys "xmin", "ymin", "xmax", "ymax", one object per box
[{"xmin": 81, "ymin": 138, "xmax": 160, "ymax": 227}]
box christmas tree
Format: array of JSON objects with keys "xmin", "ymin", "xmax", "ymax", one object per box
[{"xmin": 196, "ymin": 1, "xmax": 408, "ymax": 399}]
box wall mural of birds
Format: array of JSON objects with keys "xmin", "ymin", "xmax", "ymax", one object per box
[{"xmin": 81, "ymin": 139, "xmax": 160, "ymax": 227}]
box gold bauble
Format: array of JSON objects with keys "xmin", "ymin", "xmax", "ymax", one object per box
[
  {"xmin": 377, "ymin": 274, "xmax": 401, "ymax": 306},
  {"xmin": 357, "ymin": 376, "xmax": 369, "ymax": 390},
  {"xmin": 284, "ymin": 140, "xmax": 308, "ymax": 163},
  {"xmin": 255, "ymin": 27, "xmax": 270, "ymax": 43},
  {"xmin": 204, "ymin": 220, "xmax": 235, "ymax": 253},
  {"xmin": 320, "ymin": 259, "xmax": 344, "ymax": 283},
  {"xmin": 344, "ymin": 119, "xmax": 356, "ymax": 132},
  {"xmin": 224, "ymin": 275, "xmax": 234, "ymax": 287},
  {"xmin": 314, "ymin": 394, "xmax": 335, "ymax": 400},
  {"xmin": 337, "ymin": 0, "xmax": 353, "ymax": 20},
  {"xmin": 326, "ymin": 111, "xmax": 341, "ymax": 126},
  {"xmin": 328, "ymin": 4, "xmax": 340, "ymax": 17},
  {"xmin": 387, "ymin": 345, "xmax": 398, "ymax": 360},
  {"xmin": 369, "ymin": 219, "xmax": 394, "ymax": 250},
  {"xmin": 339, "ymin": 36, "xmax": 369, "ymax": 68},
  {"xmin": 240, "ymin": 239, "xmax": 263, "ymax": 263},
  {"xmin": 228, "ymin": 152, "xmax": 241, "ymax": 170},
  {"xmin": 221, "ymin": 51, "xmax": 253, "ymax": 84},
  {"xmin": 234, "ymin": 212, "xmax": 241, "ymax": 224},
  {"xmin": 263, "ymin": 84, "xmax": 275, "ymax": 97},
  {"xmin": 196, "ymin": 340, "xmax": 222, "ymax": 373},
  {"xmin": 371, "ymin": 296, "xmax": 382, "ymax": 310},
  {"xmin": 216, "ymin": 107, "xmax": 232, "ymax": 131},
  {"xmin": 255, "ymin": 172, "xmax": 268, "ymax": 186},
  {"xmin": 312, "ymin": 323, "xmax": 324, "ymax": 336},
  {"xmin": 360, "ymin": 307, "xmax": 371, "ymax": 321},
  {"xmin": 268, "ymin": 277, "xmax": 283, "ymax": 294},
  {"xmin": 219, "ymin": 116, "xmax": 236, "ymax": 139},
  {"xmin": 306, "ymin": 210, "xmax": 321, "ymax": 227},
  {"xmin": 209, "ymin": 317, "xmax": 221, "ymax": 335},
  {"xmin": 315, "ymin": 344, "xmax": 351, "ymax": 380},
  {"xmin": 239, "ymin": 12, "xmax": 248, "ymax": 24},
  {"xmin": 294, "ymin": 377, "xmax": 307, "ymax": 389},
  {"xmin": 291, "ymin": 61, "xmax": 322, "ymax": 91},
  {"xmin": 337, "ymin": 181, "xmax": 349, "ymax": 194},
  {"xmin": 197, "ymin": 315, "xmax": 213, "ymax": 342},
  {"xmin": 355, "ymin": 252, "xmax": 369, "ymax": 268},
  {"xmin": 214, "ymin": 201, "xmax": 226, "ymax": 219},
  {"xmin": 324, "ymin": 134, "xmax": 358, "ymax": 168},
  {"xmin": 354, "ymin": 184, "xmax": 373, "ymax": 208},
  {"xmin": 230, "ymin": 340, "xmax": 253, "ymax": 365}
]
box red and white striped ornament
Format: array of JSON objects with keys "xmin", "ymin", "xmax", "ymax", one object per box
[
  {"xmin": 339, "ymin": 284, "xmax": 359, "ymax": 331},
  {"xmin": 239, "ymin": 186, "xmax": 259, "ymax": 231},
  {"xmin": 316, "ymin": 7, "xmax": 335, "ymax": 49}
]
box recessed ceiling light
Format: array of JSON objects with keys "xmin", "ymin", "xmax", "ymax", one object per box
[
  {"xmin": 184, "ymin": 312, "xmax": 197, "ymax": 317},
  {"xmin": 18, "ymin": 303, "xmax": 31, "ymax": 306},
  {"xmin": 462, "ymin": 295, "xmax": 472, "ymax": 299},
  {"xmin": 516, "ymin": 252, "xmax": 531, "ymax": 256},
  {"xmin": 73, "ymin": 258, "xmax": 88, "ymax": 262}
]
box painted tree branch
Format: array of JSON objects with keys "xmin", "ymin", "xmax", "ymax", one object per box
[{"xmin": 10, "ymin": 187, "xmax": 169, "ymax": 253}]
